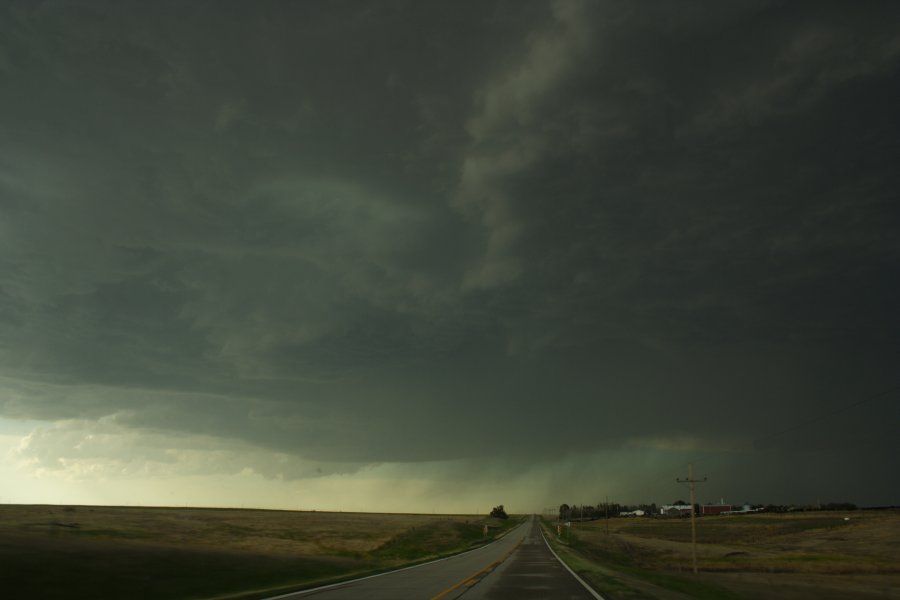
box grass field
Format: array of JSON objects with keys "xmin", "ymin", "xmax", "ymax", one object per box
[
  {"xmin": 543, "ymin": 510, "xmax": 900, "ymax": 599},
  {"xmin": 0, "ymin": 504, "xmax": 518, "ymax": 599}
]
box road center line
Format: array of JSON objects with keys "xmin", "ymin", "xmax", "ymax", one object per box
[{"xmin": 429, "ymin": 539, "xmax": 523, "ymax": 600}]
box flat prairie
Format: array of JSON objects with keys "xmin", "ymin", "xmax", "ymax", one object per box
[
  {"xmin": 0, "ymin": 504, "xmax": 512, "ymax": 600},
  {"xmin": 547, "ymin": 510, "xmax": 900, "ymax": 599}
]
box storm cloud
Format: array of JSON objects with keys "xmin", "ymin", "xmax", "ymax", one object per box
[{"xmin": 1, "ymin": 0, "xmax": 898, "ymax": 510}]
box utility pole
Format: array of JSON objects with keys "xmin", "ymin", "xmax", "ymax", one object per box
[
  {"xmin": 676, "ymin": 463, "xmax": 707, "ymax": 574},
  {"xmin": 605, "ymin": 495, "xmax": 609, "ymax": 534}
]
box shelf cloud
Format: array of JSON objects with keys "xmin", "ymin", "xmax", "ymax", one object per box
[{"xmin": 1, "ymin": 0, "xmax": 898, "ymax": 510}]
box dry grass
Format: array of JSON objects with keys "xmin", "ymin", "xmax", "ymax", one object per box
[
  {"xmin": 603, "ymin": 510, "xmax": 900, "ymax": 574},
  {"xmin": 1, "ymin": 504, "xmax": 476, "ymax": 555},
  {"xmin": 0, "ymin": 504, "xmax": 512, "ymax": 600},
  {"xmin": 549, "ymin": 510, "xmax": 900, "ymax": 599}
]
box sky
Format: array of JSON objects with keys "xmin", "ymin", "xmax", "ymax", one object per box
[{"xmin": 1, "ymin": 0, "xmax": 898, "ymax": 513}]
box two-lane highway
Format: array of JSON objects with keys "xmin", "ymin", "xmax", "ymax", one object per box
[
  {"xmin": 459, "ymin": 518, "xmax": 602, "ymax": 599},
  {"xmin": 268, "ymin": 516, "xmax": 602, "ymax": 599}
]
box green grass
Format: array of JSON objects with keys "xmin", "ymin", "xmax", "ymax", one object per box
[
  {"xmin": 371, "ymin": 517, "xmax": 515, "ymax": 560},
  {"xmin": 630, "ymin": 568, "xmax": 743, "ymax": 600},
  {"xmin": 545, "ymin": 521, "xmax": 743, "ymax": 600},
  {"xmin": 550, "ymin": 544, "xmax": 645, "ymax": 599},
  {"xmin": 574, "ymin": 536, "xmax": 740, "ymax": 599}
]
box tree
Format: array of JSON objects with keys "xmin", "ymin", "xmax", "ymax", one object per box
[
  {"xmin": 558, "ymin": 503, "xmax": 570, "ymax": 520},
  {"xmin": 490, "ymin": 505, "xmax": 509, "ymax": 519},
  {"xmin": 639, "ymin": 503, "xmax": 658, "ymax": 515}
]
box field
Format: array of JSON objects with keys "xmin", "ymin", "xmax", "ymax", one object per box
[
  {"xmin": 543, "ymin": 510, "xmax": 900, "ymax": 599},
  {"xmin": 0, "ymin": 504, "xmax": 516, "ymax": 599}
]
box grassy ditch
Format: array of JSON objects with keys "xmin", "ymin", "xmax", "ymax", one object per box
[
  {"xmin": 0, "ymin": 504, "xmax": 520, "ymax": 600},
  {"xmin": 543, "ymin": 521, "xmax": 740, "ymax": 600},
  {"xmin": 371, "ymin": 519, "xmax": 503, "ymax": 561}
]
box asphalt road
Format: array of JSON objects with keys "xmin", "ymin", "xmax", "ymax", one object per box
[{"xmin": 267, "ymin": 516, "xmax": 602, "ymax": 600}]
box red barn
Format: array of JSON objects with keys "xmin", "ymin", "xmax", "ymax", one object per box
[{"xmin": 701, "ymin": 504, "xmax": 732, "ymax": 515}]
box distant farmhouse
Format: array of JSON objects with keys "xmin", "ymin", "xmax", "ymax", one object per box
[
  {"xmin": 655, "ymin": 502, "xmax": 764, "ymax": 517},
  {"xmin": 660, "ymin": 504, "xmax": 693, "ymax": 517}
]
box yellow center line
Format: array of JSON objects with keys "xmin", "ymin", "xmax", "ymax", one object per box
[{"xmin": 429, "ymin": 539, "xmax": 523, "ymax": 600}]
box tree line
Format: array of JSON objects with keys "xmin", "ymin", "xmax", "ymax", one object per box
[{"xmin": 557, "ymin": 502, "xmax": 660, "ymax": 520}]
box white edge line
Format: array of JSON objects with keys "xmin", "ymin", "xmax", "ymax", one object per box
[
  {"xmin": 541, "ymin": 530, "xmax": 606, "ymax": 600},
  {"xmin": 265, "ymin": 520, "xmax": 528, "ymax": 599}
]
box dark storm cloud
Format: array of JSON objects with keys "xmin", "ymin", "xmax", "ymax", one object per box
[{"xmin": 1, "ymin": 1, "xmax": 898, "ymax": 502}]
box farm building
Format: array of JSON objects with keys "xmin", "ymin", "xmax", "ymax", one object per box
[
  {"xmin": 701, "ymin": 504, "xmax": 732, "ymax": 515},
  {"xmin": 660, "ymin": 504, "xmax": 693, "ymax": 516}
]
